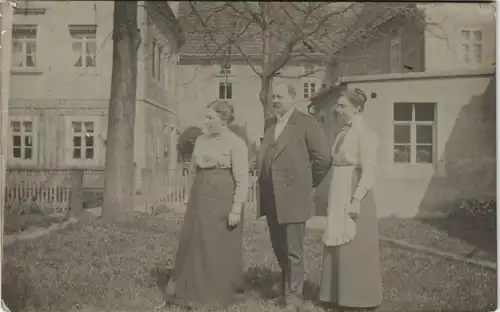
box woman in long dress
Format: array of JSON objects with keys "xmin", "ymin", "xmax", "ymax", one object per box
[
  {"xmin": 319, "ymin": 88, "xmax": 383, "ymax": 312},
  {"xmin": 162, "ymin": 100, "xmax": 249, "ymax": 310}
]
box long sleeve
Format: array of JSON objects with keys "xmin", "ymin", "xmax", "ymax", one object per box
[
  {"xmin": 305, "ymin": 116, "xmax": 332, "ymax": 188},
  {"xmin": 185, "ymin": 139, "xmax": 199, "ymax": 195},
  {"xmin": 353, "ymin": 128, "xmax": 379, "ymax": 201},
  {"xmin": 230, "ymin": 138, "xmax": 249, "ymax": 214}
]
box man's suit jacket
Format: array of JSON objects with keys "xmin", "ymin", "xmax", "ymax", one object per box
[{"xmin": 256, "ymin": 109, "xmax": 332, "ymax": 224}]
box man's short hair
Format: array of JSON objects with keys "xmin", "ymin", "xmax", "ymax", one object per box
[{"xmin": 274, "ymin": 81, "xmax": 297, "ymax": 98}]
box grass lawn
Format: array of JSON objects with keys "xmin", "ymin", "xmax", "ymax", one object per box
[
  {"xmin": 4, "ymin": 212, "xmax": 69, "ymax": 235},
  {"xmin": 3, "ymin": 210, "xmax": 497, "ymax": 312}
]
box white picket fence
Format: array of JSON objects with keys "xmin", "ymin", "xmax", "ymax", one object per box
[
  {"xmin": 5, "ymin": 169, "xmax": 74, "ymax": 213},
  {"xmin": 5, "ymin": 167, "xmax": 260, "ymax": 215}
]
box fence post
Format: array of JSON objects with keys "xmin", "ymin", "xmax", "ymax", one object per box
[{"xmin": 70, "ymin": 169, "xmax": 84, "ymax": 216}]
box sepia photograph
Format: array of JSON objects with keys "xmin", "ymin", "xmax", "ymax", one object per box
[{"xmin": 0, "ymin": 1, "xmax": 497, "ymax": 312}]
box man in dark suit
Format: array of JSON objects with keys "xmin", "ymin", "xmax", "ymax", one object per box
[{"xmin": 257, "ymin": 81, "xmax": 331, "ymax": 311}]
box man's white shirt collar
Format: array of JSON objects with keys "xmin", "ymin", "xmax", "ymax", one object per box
[{"xmin": 277, "ymin": 107, "xmax": 295, "ymax": 123}]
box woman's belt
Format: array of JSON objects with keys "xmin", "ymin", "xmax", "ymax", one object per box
[
  {"xmin": 332, "ymin": 161, "xmax": 360, "ymax": 167},
  {"xmin": 196, "ymin": 166, "xmax": 231, "ymax": 172}
]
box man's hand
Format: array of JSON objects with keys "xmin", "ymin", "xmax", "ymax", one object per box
[{"xmin": 348, "ymin": 198, "xmax": 361, "ymax": 221}]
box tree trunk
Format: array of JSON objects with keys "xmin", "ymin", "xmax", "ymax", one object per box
[
  {"xmin": 260, "ymin": 3, "xmax": 276, "ymax": 121},
  {"xmin": 259, "ymin": 75, "xmax": 274, "ymax": 120},
  {"xmin": 102, "ymin": 1, "xmax": 141, "ymax": 222}
]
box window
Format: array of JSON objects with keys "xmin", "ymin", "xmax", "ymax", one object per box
[
  {"xmin": 12, "ymin": 25, "xmax": 37, "ymax": 68},
  {"xmin": 69, "ymin": 25, "xmax": 97, "ymax": 68},
  {"xmin": 10, "ymin": 118, "xmax": 35, "ymax": 163},
  {"xmin": 219, "ymin": 82, "xmax": 232, "ymax": 99},
  {"xmin": 219, "ymin": 63, "xmax": 231, "ymax": 75},
  {"xmin": 303, "ymin": 82, "xmax": 317, "ymax": 99},
  {"xmin": 460, "ymin": 29, "xmax": 483, "ymax": 65},
  {"xmin": 152, "ymin": 39, "xmax": 163, "ymax": 82},
  {"xmin": 71, "ymin": 121, "xmax": 95, "ymax": 160},
  {"xmin": 390, "ymin": 36, "xmax": 402, "ymax": 73},
  {"xmin": 393, "ymin": 103, "xmax": 436, "ymax": 164},
  {"xmin": 65, "ymin": 117, "xmax": 100, "ymax": 166}
]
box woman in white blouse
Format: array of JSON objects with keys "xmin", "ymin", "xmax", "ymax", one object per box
[
  {"xmin": 162, "ymin": 100, "xmax": 249, "ymax": 310},
  {"xmin": 319, "ymin": 88, "xmax": 383, "ymax": 312}
]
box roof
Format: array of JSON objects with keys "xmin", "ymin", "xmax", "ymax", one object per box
[
  {"xmin": 336, "ymin": 2, "xmax": 419, "ymax": 49},
  {"xmin": 177, "ymin": 2, "xmax": 417, "ymax": 63},
  {"xmin": 146, "ymin": 1, "xmax": 185, "ymax": 51},
  {"xmin": 176, "ymin": 2, "xmax": 365, "ymax": 61}
]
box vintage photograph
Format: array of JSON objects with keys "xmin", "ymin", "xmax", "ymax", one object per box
[{"xmin": 0, "ymin": 1, "xmax": 496, "ymax": 312}]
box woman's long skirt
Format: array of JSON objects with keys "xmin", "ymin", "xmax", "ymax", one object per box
[
  {"xmin": 319, "ymin": 167, "xmax": 383, "ymax": 308},
  {"xmin": 167, "ymin": 168, "xmax": 244, "ymax": 310}
]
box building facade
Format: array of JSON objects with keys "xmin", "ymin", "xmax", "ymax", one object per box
[
  {"xmin": 421, "ymin": 3, "xmax": 496, "ymax": 71},
  {"xmin": 310, "ymin": 68, "xmax": 495, "ymax": 218},
  {"xmin": 334, "ymin": 3, "xmax": 426, "ymax": 76},
  {"xmin": 176, "ymin": 58, "xmax": 326, "ymax": 144},
  {"xmin": 8, "ymin": 1, "xmax": 183, "ymax": 192},
  {"xmin": 175, "ymin": 2, "xmax": 428, "ymax": 144}
]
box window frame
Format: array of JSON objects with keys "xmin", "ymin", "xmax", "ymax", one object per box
[
  {"xmin": 459, "ymin": 28, "xmax": 484, "ymax": 66},
  {"xmin": 218, "ymin": 81, "xmax": 233, "ymax": 100},
  {"xmin": 68, "ymin": 25, "xmax": 97, "ymax": 69},
  {"xmin": 65, "ymin": 116, "xmax": 101, "ymax": 166},
  {"xmin": 219, "ymin": 63, "xmax": 232, "ymax": 76},
  {"xmin": 152, "ymin": 38, "xmax": 164, "ymax": 84},
  {"xmin": 11, "ymin": 24, "xmax": 38, "ymax": 69},
  {"xmin": 9, "ymin": 116, "xmax": 37, "ymax": 166},
  {"xmin": 392, "ymin": 102, "xmax": 437, "ymax": 166},
  {"xmin": 303, "ymin": 81, "xmax": 318, "ymax": 99}
]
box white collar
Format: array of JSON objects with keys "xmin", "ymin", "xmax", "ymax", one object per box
[{"xmin": 341, "ymin": 114, "xmax": 363, "ymax": 131}]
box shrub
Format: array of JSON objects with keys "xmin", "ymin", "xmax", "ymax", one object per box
[{"xmin": 457, "ymin": 199, "xmax": 496, "ymax": 218}]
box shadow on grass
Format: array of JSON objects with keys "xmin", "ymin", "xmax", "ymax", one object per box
[
  {"xmin": 422, "ymin": 200, "xmax": 496, "ymax": 258},
  {"xmin": 150, "ymin": 265, "xmax": 321, "ymax": 304}
]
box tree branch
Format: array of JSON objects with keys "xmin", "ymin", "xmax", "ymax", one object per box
[{"xmin": 188, "ymin": 2, "xmax": 263, "ymax": 76}]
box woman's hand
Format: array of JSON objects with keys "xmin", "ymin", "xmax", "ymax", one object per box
[
  {"xmin": 227, "ymin": 211, "xmax": 241, "ymax": 228},
  {"xmin": 348, "ymin": 198, "xmax": 361, "ymax": 221}
]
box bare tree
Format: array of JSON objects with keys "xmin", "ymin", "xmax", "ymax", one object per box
[
  {"xmin": 102, "ymin": 1, "xmax": 141, "ymax": 222},
  {"xmin": 183, "ymin": 2, "xmax": 423, "ymax": 119}
]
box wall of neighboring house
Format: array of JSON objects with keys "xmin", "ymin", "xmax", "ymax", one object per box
[
  {"xmin": 336, "ymin": 13, "xmax": 425, "ymax": 76},
  {"xmin": 8, "ymin": 1, "xmax": 114, "ymax": 175},
  {"xmin": 8, "ymin": 1, "xmax": 181, "ymax": 193},
  {"xmin": 313, "ymin": 69, "xmax": 495, "ymax": 218},
  {"xmin": 422, "ymin": 3, "xmax": 496, "ymax": 71},
  {"xmin": 135, "ymin": 5, "xmax": 180, "ymax": 191},
  {"xmin": 176, "ymin": 60, "xmax": 325, "ymax": 144}
]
